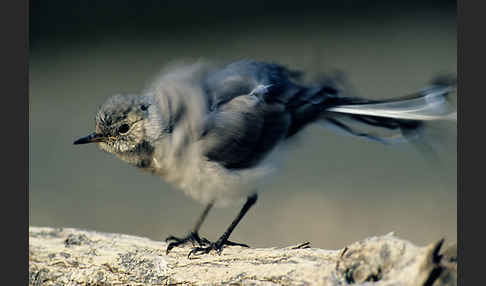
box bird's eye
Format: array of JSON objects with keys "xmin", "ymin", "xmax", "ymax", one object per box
[
  {"xmin": 118, "ymin": 124, "xmax": 130, "ymax": 134},
  {"xmin": 140, "ymin": 104, "xmax": 148, "ymax": 111}
]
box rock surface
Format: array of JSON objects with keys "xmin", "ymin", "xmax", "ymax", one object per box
[{"xmin": 29, "ymin": 227, "xmax": 457, "ymax": 286}]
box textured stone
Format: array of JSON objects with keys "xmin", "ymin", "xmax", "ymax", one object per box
[{"xmin": 29, "ymin": 227, "xmax": 456, "ymax": 286}]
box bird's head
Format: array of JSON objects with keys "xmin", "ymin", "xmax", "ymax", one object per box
[{"xmin": 73, "ymin": 94, "xmax": 162, "ymax": 159}]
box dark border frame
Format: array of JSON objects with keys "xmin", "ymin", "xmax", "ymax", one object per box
[
  {"xmin": 2, "ymin": 0, "xmax": 28, "ymax": 284},
  {"xmin": 458, "ymin": 0, "xmax": 482, "ymax": 285}
]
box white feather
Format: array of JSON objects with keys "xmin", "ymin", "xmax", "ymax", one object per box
[{"xmin": 327, "ymin": 86, "xmax": 457, "ymax": 121}]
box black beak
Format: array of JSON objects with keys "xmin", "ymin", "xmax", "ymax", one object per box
[{"xmin": 73, "ymin": 133, "xmax": 106, "ymax": 145}]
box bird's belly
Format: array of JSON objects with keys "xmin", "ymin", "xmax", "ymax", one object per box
[{"xmin": 154, "ymin": 155, "xmax": 275, "ymax": 207}]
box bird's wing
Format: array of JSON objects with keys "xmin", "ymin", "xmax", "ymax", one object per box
[
  {"xmin": 203, "ymin": 59, "xmax": 302, "ymax": 109},
  {"xmin": 200, "ymin": 60, "xmax": 297, "ymax": 169}
]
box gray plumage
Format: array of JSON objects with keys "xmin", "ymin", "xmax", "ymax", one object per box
[{"xmin": 74, "ymin": 59, "xmax": 456, "ymax": 206}]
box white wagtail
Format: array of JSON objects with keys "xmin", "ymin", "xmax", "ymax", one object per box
[{"xmin": 74, "ymin": 59, "xmax": 456, "ymax": 257}]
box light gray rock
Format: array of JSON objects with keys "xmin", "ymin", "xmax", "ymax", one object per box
[{"xmin": 29, "ymin": 227, "xmax": 456, "ymax": 286}]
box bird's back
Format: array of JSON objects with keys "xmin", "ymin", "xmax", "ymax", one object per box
[{"xmin": 201, "ymin": 60, "xmax": 340, "ymax": 169}]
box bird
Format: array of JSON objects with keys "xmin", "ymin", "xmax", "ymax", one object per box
[{"xmin": 73, "ymin": 59, "xmax": 456, "ymax": 257}]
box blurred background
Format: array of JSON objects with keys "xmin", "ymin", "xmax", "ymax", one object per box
[{"xmin": 29, "ymin": 0, "xmax": 456, "ymax": 250}]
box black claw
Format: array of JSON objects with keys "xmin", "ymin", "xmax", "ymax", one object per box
[
  {"xmin": 165, "ymin": 232, "xmax": 211, "ymax": 254},
  {"xmin": 188, "ymin": 245, "xmax": 214, "ymax": 258},
  {"xmin": 187, "ymin": 239, "xmax": 250, "ymax": 258},
  {"xmin": 166, "ymin": 243, "xmax": 176, "ymax": 255}
]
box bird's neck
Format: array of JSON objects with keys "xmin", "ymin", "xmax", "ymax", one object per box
[{"xmin": 114, "ymin": 140, "xmax": 156, "ymax": 173}]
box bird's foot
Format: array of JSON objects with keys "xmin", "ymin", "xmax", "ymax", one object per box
[
  {"xmin": 187, "ymin": 238, "xmax": 249, "ymax": 258},
  {"xmin": 165, "ymin": 231, "xmax": 211, "ymax": 254}
]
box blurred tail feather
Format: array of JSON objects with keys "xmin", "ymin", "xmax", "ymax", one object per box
[
  {"xmin": 327, "ymin": 85, "xmax": 456, "ymax": 121},
  {"xmin": 320, "ymin": 80, "xmax": 456, "ymax": 145}
]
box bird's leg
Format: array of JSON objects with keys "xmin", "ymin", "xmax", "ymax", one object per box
[
  {"xmin": 165, "ymin": 201, "xmax": 214, "ymax": 254},
  {"xmin": 188, "ymin": 193, "xmax": 258, "ymax": 257}
]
